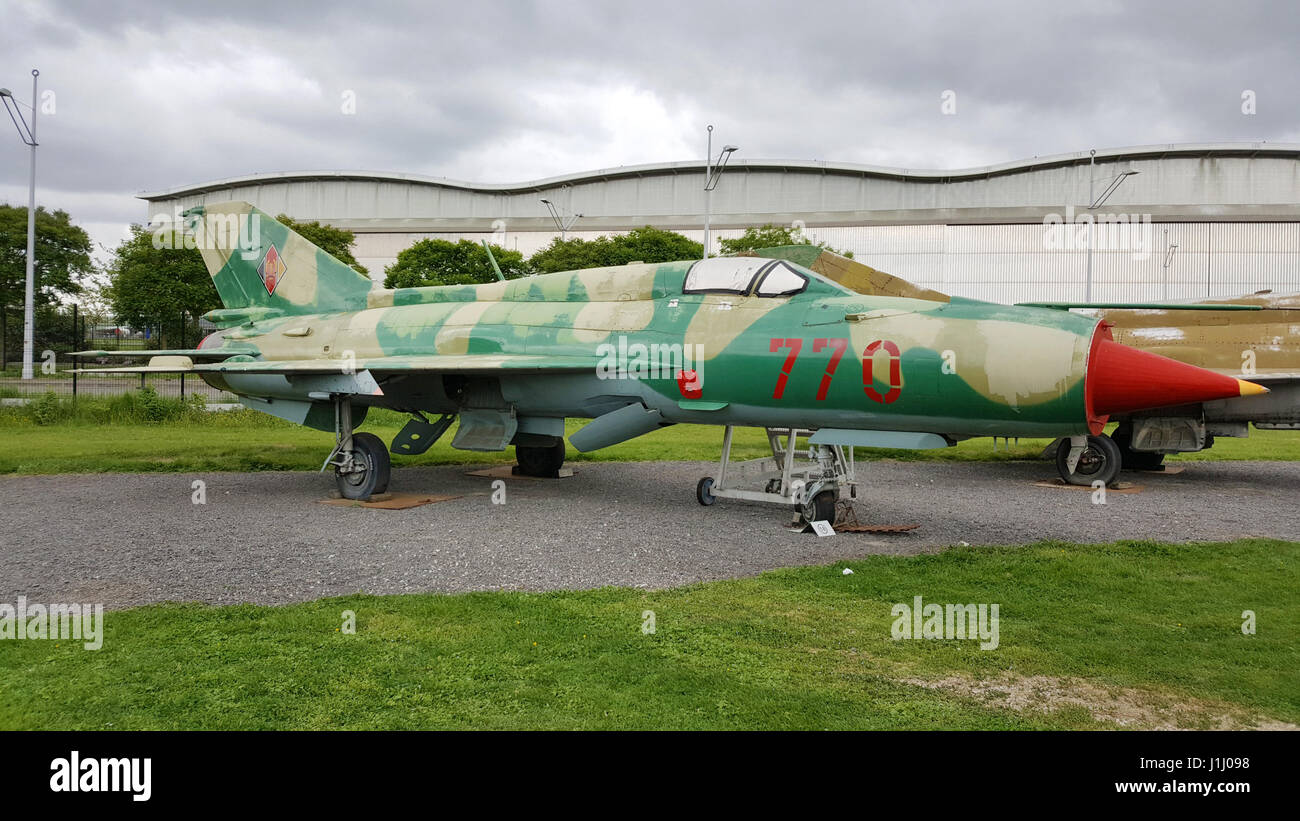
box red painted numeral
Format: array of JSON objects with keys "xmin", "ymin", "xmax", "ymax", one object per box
[
  {"xmin": 769, "ymin": 337, "xmax": 803, "ymax": 399},
  {"xmin": 812, "ymin": 338, "xmax": 848, "ymax": 401},
  {"xmin": 863, "ymin": 339, "xmax": 902, "ymax": 404}
]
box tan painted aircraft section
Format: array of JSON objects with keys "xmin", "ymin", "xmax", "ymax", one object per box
[
  {"xmin": 779, "ymin": 250, "xmax": 951, "ymax": 302},
  {"xmin": 685, "ymin": 295, "xmax": 785, "ymax": 361},
  {"xmin": 846, "ymin": 313, "xmax": 1083, "ymax": 407},
  {"xmin": 804, "ymin": 248, "xmax": 1300, "ymax": 381},
  {"xmin": 435, "ymin": 302, "xmax": 498, "ymax": 355}
]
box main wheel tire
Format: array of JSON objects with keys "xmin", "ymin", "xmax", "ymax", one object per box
[
  {"xmin": 1056, "ymin": 434, "xmax": 1122, "ymax": 487},
  {"xmin": 1111, "ymin": 428, "xmax": 1166, "ymax": 471},
  {"xmin": 802, "ymin": 489, "xmax": 838, "ymax": 524},
  {"xmin": 335, "ymin": 431, "xmax": 391, "ymax": 500},
  {"xmin": 696, "ymin": 477, "xmax": 716, "ymax": 506},
  {"xmin": 516, "ymin": 440, "xmax": 566, "ymax": 477}
]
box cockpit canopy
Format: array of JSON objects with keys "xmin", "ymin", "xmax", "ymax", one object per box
[{"xmin": 683, "ymin": 257, "xmax": 810, "ymax": 298}]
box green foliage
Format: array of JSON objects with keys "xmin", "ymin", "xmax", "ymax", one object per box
[
  {"xmin": 528, "ymin": 226, "xmax": 703, "ymax": 273},
  {"xmin": 10, "ymin": 387, "xmax": 209, "ymax": 427},
  {"xmin": 383, "ymin": 239, "xmax": 529, "ymax": 288},
  {"xmin": 31, "ymin": 391, "xmax": 61, "ymax": 425},
  {"xmin": 0, "ymin": 204, "xmax": 91, "ymax": 310},
  {"xmin": 185, "ymin": 392, "xmax": 209, "ymax": 417},
  {"xmin": 0, "ymin": 205, "xmax": 93, "ymax": 365},
  {"xmin": 719, "ymin": 223, "xmax": 854, "ymax": 258},
  {"xmin": 275, "ymin": 214, "xmax": 368, "ymax": 275},
  {"xmin": 105, "ymin": 225, "xmax": 219, "ymax": 338},
  {"xmin": 129, "ymin": 385, "xmax": 175, "ymax": 422}
]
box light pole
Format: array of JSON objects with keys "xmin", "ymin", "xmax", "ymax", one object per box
[
  {"xmin": 1, "ymin": 69, "xmax": 38, "ymax": 380},
  {"xmin": 702, "ymin": 125, "xmax": 738, "ymax": 260},
  {"xmin": 540, "ymin": 196, "xmax": 582, "ymax": 241},
  {"xmin": 1083, "ymin": 148, "xmax": 1138, "ymax": 302},
  {"xmin": 1162, "ymin": 229, "xmax": 1178, "ymax": 301}
]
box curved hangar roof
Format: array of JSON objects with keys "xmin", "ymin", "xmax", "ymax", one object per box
[{"xmin": 139, "ymin": 142, "xmax": 1300, "ymax": 233}]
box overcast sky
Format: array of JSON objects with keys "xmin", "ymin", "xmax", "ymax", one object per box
[{"xmin": 2, "ymin": 0, "xmax": 1298, "ymax": 259}]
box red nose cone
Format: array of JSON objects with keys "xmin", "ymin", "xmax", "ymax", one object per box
[{"xmin": 1087, "ymin": 337, "xmax": 1259, "ymax": 419}]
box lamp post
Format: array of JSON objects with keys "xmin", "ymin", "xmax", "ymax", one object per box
[
  {"xmin": 1083, "ymin": 148, "xmax": 1139, "ymax": 303},
  {"xmin": 0, "ymin": 69, "xmax": 39, "ymax": 380},
  {"xmin": 540, "ymin": 196, "xmax": 582, "ymax": 241},
  {"xmin": 1162, "ymin": 229, "xmax": 1178, "ymax": 301},
  {"xmin": 702, "ymin": 125, "xmax": 738, "ymax": 260}
]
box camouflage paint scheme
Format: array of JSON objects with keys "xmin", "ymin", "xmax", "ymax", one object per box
[
  {"xmin": 139, "ymin": 202, "xmax": 1116, "ymax": 446},
  {"xmin": 765, "ymin": 245, "xmax": 1300, "ymax": 434}
]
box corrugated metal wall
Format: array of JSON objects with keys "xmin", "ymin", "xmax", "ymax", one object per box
[
  {"xmin": 354, "ymin": 222, "xmax": 1300, "ymax": 302},
  {"xmin": 345, "ymin": 224, "xmax": 1300, "ymax": 301},
  {"xmin": 809, "ymin": 222, "xmax": 1300, "ymax": 303}
]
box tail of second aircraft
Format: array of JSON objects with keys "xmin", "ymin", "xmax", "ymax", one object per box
[{"xmin": 184, "ymin": 201, "xmax": 373, "ymax": 316}]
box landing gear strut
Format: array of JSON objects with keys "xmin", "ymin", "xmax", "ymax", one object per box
[{"xmin": 324, "ymin": 396, "xmax": 390, "ymax": 500}]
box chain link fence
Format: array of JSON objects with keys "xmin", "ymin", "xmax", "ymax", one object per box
[{"xmin": 0, "ymin": 306, "xmax": 236, "ymax": 403}]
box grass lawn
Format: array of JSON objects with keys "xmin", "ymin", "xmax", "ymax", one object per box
[
  {"xmin": 0, "ymin": 539, "xmax": 1294, "ymax": 730},
  {"xmin": 2, "ymin": 401, "xmax": 1298, "ymax": 474}
]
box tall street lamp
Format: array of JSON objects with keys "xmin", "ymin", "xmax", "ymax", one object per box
[
  {"xmin": 540, "ymin": 196, "xmax": 582, "ymax": 241},
  {"xmin": 1, "ymin": 69, "xmax": 39, "ymax": 380},
  {"xmin": 1083, "ymin": 148, "xmax": 1139, "ymax": 303},
  {"xmin": 702, "ymin": 125, "xmax": 738, "ymax": 260}
]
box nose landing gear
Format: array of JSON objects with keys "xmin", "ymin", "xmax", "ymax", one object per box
[{"xmin": 1056, "ymin": 434, "xmax": 1122, "ymax": 487}]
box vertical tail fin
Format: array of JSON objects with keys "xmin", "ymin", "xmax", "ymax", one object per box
[{"xmin": 184, "ymin": 201, "xmax": 372, "ymax": 315}]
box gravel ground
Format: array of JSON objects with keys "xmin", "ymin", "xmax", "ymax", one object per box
[{"xmin": 1, "ymin": 460, "xmax": 1297, "ymax": 609}]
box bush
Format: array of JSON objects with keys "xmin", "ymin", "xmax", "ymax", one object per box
[
  {"xmin": 31, "ymin": 391, "xmax": 63, "ymax": 425},
  {"xmin": 107, "ymin": 385, "xmax": 185, "ymax": 423}
]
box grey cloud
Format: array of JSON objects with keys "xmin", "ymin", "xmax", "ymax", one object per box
[{"xmin": 1, "ymin": 0, "xmax": 1298, "ymax": 255}]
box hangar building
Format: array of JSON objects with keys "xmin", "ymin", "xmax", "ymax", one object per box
[{"xmin": 139, "ymin": 142, "xmax": 1300, "ymax": 304}]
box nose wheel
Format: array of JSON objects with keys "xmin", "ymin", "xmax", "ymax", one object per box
[
  {"xmin": 1056, "ymin": 434, "xmax": 1121, "ymax": 487},
  {"xmin": 800, "ymin": 488, "xmax": 838, "ymax": 524}
]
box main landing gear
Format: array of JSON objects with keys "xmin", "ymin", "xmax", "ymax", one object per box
[
  {"xmin": 324, "ymin": 396, "xmax": 391, "ymax": 500},
  {"xmin": 696, "ymin": 426, "xmax": 855, "ymax": 525},
  {"xmin": 516, "ymin": 440, "xmax": 566, "ymax": 478}
]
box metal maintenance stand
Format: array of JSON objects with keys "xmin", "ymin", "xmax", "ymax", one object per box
[{"xmin": 695, "ymin": 426, "xmax": 857, "ymax": 523}]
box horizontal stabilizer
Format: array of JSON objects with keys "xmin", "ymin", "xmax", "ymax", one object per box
[
  {"xmin": 1018, "ymin": 301, "xmax": 1262, "ymax": 312},
  {"xmin": 71, "ymin": 348, "xmax": 249, "ymax": 360},
  {"xmin": 72, "ymin": 364, "xmax": 193, "ymax": 374}
]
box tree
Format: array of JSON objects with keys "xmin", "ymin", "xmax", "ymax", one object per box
[
  {"xmin": 105, "ymin": 225, "xmax": 220, "ymax": 348},
  {"xmin": 718, "ymin": 223, "xmax": 854, "ymax": 258},
  {"xmin": 528, "ymin": 226, "xmax": 702, "ymax": 273},
  {"xmin": 383, "ymin": 239, "xmax": 529, "ymax": 289},
  {"xmin": 275, "ymin": 214, "xmax": 368, "ymax": 275},
  {"xmin": 0, "ymin": 204, "xmax": 93, "ymax": 366},
  {"xmin": 616, "ymin": 226, "xmax": 705, "ymax": 266}
]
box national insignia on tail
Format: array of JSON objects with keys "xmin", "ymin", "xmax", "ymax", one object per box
[{"xmin": 257, "ymin": 243, "xmax": 287, "ymax": 296}]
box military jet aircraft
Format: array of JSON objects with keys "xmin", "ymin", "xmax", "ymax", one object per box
[
  {"xmin": 78, "ymin": 204, "xmax": 1266, "ymax": 520},
  {"xmin": 753, "ymin": 245, "xmax": 1298, "ymax": 486}
]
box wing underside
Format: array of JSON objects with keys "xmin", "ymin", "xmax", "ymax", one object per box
[{"xmin": 72, "ymin": 353, "xmax": 601, "ymax": 376}]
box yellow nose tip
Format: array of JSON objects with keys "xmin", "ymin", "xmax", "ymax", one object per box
[{"xmin": 1236, "ymin": 378, "xmax": 1270, "ymax": 397}]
